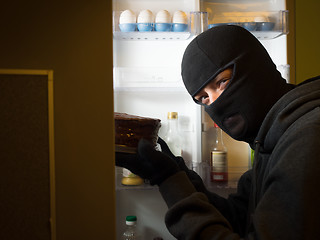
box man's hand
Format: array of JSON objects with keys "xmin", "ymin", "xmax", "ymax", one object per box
[
  {"xmin": 158, "ymin": 137, "xmax": 209, "ymax": 194},
  {"xmin": 116, "ymin": 138, "xmax": 180, "ymax": 185}
]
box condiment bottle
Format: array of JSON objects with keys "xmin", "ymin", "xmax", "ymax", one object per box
[
  {"xmin": 163, "ymin": 112, "xmax": 182, "ymax": 156},
  {"xmin": 210, "ymin": 123, "xmax": 228, "ymax": 182}
]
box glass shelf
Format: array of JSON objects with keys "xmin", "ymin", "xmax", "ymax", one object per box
[
  {"xmin": 114, "ymin": 86, "xmax": 187, "ymax": 93},
  {"xmin": 113, "ymin": 67, "xmax": 186, "ymax": 91}
]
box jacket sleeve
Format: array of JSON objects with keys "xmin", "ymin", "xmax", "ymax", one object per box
[
  {"xmin": 184, "ymin": 168, "xmax": 252, "ymax": 236},
  {"xmin": 159, "ymin": 171, "xmax": 246, "ymax": 240},
  {"xmin": 158, "ymin": 118, "xmax": 320, "ymax": 240}
]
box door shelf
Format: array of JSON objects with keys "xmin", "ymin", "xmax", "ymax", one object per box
[
  {"xmin": 114, "ymin": 28, "xmax": 284, "ymax": 41},
  {"xmin": 113, "ymin": 10, "xmax": 288, "ymax": 41},
  {"xmin": 207, "ymin": 10, "xmax": 289, "ymax": 40},
  {"xmin": 113, "ymin": 31, "xmax": 192, "ymax": 41}
]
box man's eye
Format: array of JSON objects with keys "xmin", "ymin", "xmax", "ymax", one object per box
[
  {"xmin": 218, "ymin": 79, "xmax": 230, "ymax": 90},
  {"xmin": 200, "ymin": 95, "xmax": 209, "ymax": 104},
  {"xmin": 200, "ymin": 96, "xmax": 206, "ymax": 101},
  {"xmin": 195, "ymin": 95, "xmax": 207, "ymax": 104}
]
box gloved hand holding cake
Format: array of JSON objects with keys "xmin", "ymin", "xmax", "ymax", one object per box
[{"xmin": 114, "ymin": 112, "xmax": 181, "ymax": 186}]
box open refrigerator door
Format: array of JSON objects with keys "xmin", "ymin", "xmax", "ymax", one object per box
[{"xmin": 113, "ymin": 0, "xmax": 289, "ymax": 239}]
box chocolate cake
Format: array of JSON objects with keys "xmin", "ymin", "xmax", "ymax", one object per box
[{"xmin": 114, "ymin": 112, "xmax": 161, "ymax": 149}]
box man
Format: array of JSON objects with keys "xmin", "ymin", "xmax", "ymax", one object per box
[{"xmin": 116, "ymin": 25, "xmax": 320, "ymax": 239}]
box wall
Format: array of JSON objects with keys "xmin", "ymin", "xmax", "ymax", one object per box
[
  {"xmin": 0, "ymin": 1, "xmax": 115, "ymax": 239},
  {"xmin": 288, "ymin": 0, "xmax": 320, "ymax": 84},
  {"xmin": 295, "ymin": 0, "xmax": 320, "ymax": 83}
]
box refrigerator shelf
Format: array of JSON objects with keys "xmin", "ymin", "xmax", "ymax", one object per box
[
  {"xmin": 116, "ymin": 182, "xmax": 156, "ymax": 191},
  {"xmin": 114, "ymin": 86, "xmax": 187, "ymax": 93},
  {"xmin": 115, "ymin": 176, "xmax": 240, "ymax": 194},
  {"xmin": 113, "ymin": 31, "xmax": 191, "ymax": 41},
  {"xmin": 113, "ymin": 67, "xmax": 186, "ymax": 90}
]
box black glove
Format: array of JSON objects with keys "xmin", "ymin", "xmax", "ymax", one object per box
[
  {"xmin": 116, "ymin": 138, "xmax": 179, "ymax": 186},
  {"xmin": 157, "ymin": 137, "xmax": 209, "ymax": 194},
  {"xmin": 157, "ymin": 137, "xmax": 189, "ymax": 171},
  {"xmin": 158, "ymin": 137, "xmax": 230, "ymax": 213}
]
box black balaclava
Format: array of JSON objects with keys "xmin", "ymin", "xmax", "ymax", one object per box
[{"xmin": 181, "ymin": 25, "xmax": 294, "ymax": 144}]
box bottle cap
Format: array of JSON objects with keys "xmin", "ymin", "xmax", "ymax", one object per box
[
  {"xmin": 126, "ymin": 215, "xmax": 137, "ymax": 225},
  {"xmin": 126, "ymin": 215, "xmax": 137, "ymax": 222},
  {"xmin": 167, "ymin": 112, "xmax": 178, "ymax": 119}
]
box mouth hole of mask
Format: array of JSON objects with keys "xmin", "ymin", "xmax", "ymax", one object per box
[{"xmin": 222, "ymin": 113, "xmax": 246, "ymax": 137}]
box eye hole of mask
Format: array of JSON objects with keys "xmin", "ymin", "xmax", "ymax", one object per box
[{"xmin": 192, "ymin": 66, "xmax": 235, "ymax": 106}]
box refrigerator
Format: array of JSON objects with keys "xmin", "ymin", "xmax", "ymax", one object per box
[{"xmin": 113, "ymin": 0, "xmax": 290, "ymax": 239}]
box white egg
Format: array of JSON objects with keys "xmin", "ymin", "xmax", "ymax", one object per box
[
  {"xmin": 172, "ymin": 10, "xmax": 188, "ymax": 24},
  {"xmin": 137, "ymin": 9, "xmax": 154, "ymax": 23},
  {"xmin": 155, "ymin": 10, "xmax": 171, "ymax": 23},
  {"xmin": 119, "ymin": 9, "xmax": 136, "ymax": 24}
]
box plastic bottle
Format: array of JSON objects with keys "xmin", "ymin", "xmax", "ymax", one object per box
[
  {"xmin": 122, "ymin": 215, "xmax": 139, "ymax": 240},
  {"xmin": 163, "ymin": 112, "xmax": 182, "ymax": 156},
  {"xmin": 210, "ymin": 123, "xmax": 228, "ymax": 182}
]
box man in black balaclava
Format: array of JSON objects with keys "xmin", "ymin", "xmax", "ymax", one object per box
[
  {"xmin": 116, "ymin": 25, "xmax": 320, "ymax": 239},
  {"xmin": 182, "ymin": 25, "xmax": 293, "ymax": 144}
]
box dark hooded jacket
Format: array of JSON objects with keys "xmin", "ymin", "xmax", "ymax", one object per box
[
  {"xmin": 159, "ymin": 76, "xmax": 320, "ymax": 239},
  {"xmin": 157, "ymin": 25, "xmax": 320, "ymax": 240}
]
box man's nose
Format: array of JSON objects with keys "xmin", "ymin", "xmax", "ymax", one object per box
[{"xmin": 208, "ymin": 93, "xmax": 219, "ymax": 105}]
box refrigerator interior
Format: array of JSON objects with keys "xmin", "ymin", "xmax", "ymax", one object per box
[{"xmin": 113, "ymin": 0, "xmax": 289, "ymax": 239}]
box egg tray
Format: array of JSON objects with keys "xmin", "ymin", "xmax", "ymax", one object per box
[
  {"xmin": 113, "ymin": 29, "xmax": 192, "ymax": 41},
  {"xmin": 113, "ymin": 10, "xmax": 191, "ymax": 40},
  {"xmin": 118, "ymin": 22, "xmax": 189, "ymax": 33}
]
